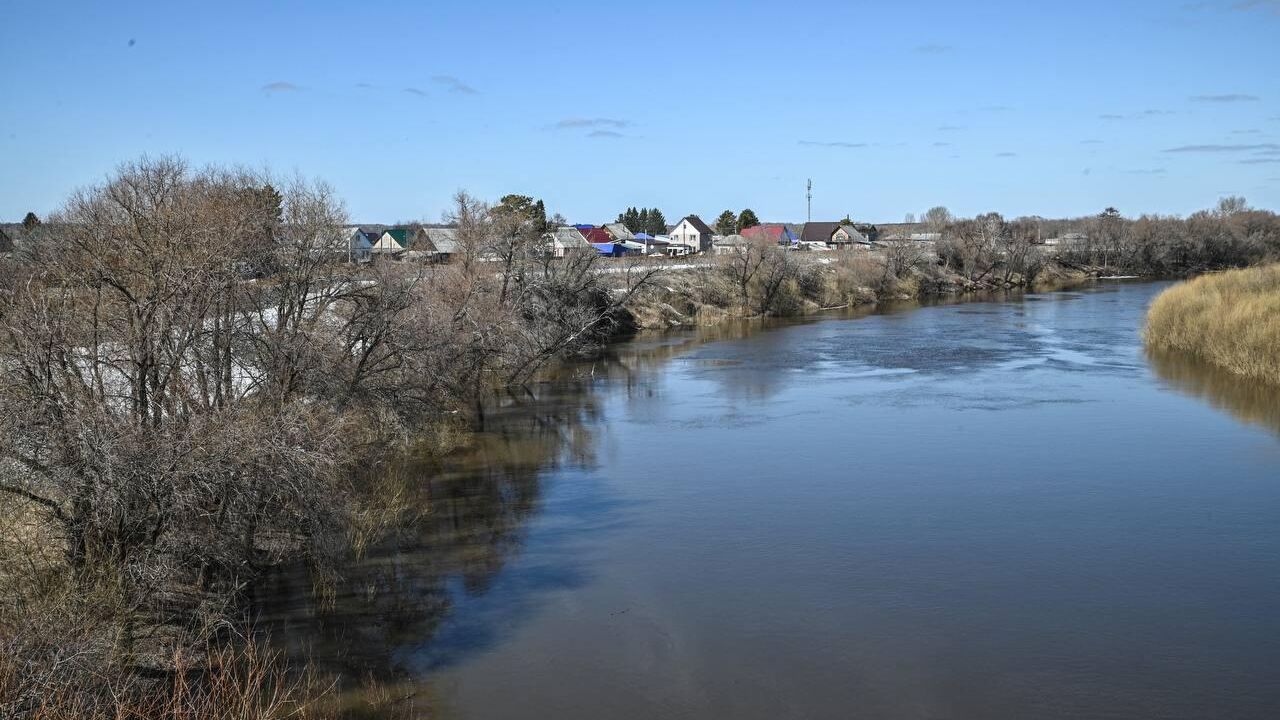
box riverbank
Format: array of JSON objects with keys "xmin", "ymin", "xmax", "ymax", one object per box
[
  {"xmin": 623, "ymin": 253, "xmax": 1092, "ymax": 330},
  {"xmin": 1144, "ymin": 264, "xmax": 1280, "ymax": 386}
]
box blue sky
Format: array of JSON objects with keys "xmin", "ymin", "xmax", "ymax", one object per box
[{"xmin": 2, "ymin": 0, "xmax": 1279, "ymax": 224}]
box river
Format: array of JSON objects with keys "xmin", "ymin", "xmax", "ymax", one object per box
[{"xmin": 256, "ymin": 280, "xmax": 1280, "ymax": 719}]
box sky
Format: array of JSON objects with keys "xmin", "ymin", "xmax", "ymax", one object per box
[{"xmin": 2, "ymin": 0, "xmax": 1279, "ymax": 224}]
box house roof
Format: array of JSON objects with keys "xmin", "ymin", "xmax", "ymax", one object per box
[
  {"xmin": 800, "ymin": 221, "xmax": 843, "ymax": 243},
  {"xmin": 580, "ymin": 227, "xmax": 612, "ymax": 245},
  {"xmin": 713, "ymin": 234, "xmax": 749, "ymax": 245},
  {"xmin": 382, "ymin": 228, "xmax": 412, "ymax": 248},
  {"xmin": 604, "ymin": 222, "xmax": 634, "ymax": 240},
  {"xmin": 741, "ymin": 223, "xmax": 795, "ymax": 244},
  {"xmin": 551, "ymin": 226, "xmax": 592, "ymax": 248},
  {"xmin": 679, "ymin": 214, "xmax": 715, "ymax": 236},
  {"xmin": 423, "ymin": 227, "xmax": 460, "ymax": 253}
]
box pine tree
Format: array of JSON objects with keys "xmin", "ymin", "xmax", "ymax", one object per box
[
  {"xmin": 21, "ymin": 212, "xmax": 41, "ymax": 231},
  {"xmin": 715, "ymin": 210, "xmax": 738, "ymax": 235},
  {"xmin": 737, "ymin": 208, "xmax": 760, "ymax": 231},
  {"xmin": 637, "ymin": 208, "xmax": 651, "ymax": 235}
]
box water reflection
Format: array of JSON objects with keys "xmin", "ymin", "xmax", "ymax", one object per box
[
  {"xmin": 253, "ymin": 380, "xmax": 604, "ymax": 689},
  {"xmin": 1147, "ymin": 346, "xmax": 1280, "ymax": 437},
  {"xmin": 252, "ymin": 321, "xmax": 786, "ymax": 709}
]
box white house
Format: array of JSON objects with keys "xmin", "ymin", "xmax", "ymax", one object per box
[
  {"xmin": 340, "ymin": 226, "xmax": 373, "ymax": 262},
  {"xmin": 547, "ymin": 226, "xmax": 592, "ymax": 258},
  {"xmin": 669, "ymin": 215, "xmax": 716, "ymax": 254}
]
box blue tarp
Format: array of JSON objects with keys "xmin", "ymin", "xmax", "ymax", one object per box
[
  {"xmin": 591, "ymin": 242, "xmax": 624, "ymax": 257},
  {"xmin": 634, "ymin": 232, "xmax": 654, "ymax": 240}
]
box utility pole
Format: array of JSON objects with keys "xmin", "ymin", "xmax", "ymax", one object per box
[{"xmin": 806, "ymin": 179, "xmax": 812, "ymax": 224}]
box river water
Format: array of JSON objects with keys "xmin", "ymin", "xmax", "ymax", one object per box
[{"xmin": 258, "ymin": 281, "xmax": 1280, "ymax": 719}]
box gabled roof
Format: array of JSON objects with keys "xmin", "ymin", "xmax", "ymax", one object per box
[
  {"xmin": 741, "ymin": 223, "xmax": 796, "ymax": 244},
  {"xmin": 839, "ymin": 224, "xmax": 871, "ymax": 243},
  {"xmin": 604, "ymin": 222, "xmax": 634, "ymax": 240},
  {"xmin": 423, "ymin": 227, "xmax": 460, "ymax": 253},
  {"xmin": 580, "ymin": 227, "xmax": 612, "ymax": 245},
  {"xmin": 382, "ymin": 228, "xmax": 412, "ymax": 248},
  {"xmin": 551, "ymin": 226, "xmax": 591, "ymax": 248},
  {"xmin": 679, "ymin": 214, "xmax": 715, "ymax": 236},
  {"xmin": 713, "ymin": 233, "xmax": 749, "ymax": 246},
  {"xmin": 800, "ymin": 221, "xmax": 842, "ymax": 243}
]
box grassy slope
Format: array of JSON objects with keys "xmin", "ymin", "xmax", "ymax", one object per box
[{"xmin": 1144, "ymin": 264, "xmax": 1280, "ymax": 385}]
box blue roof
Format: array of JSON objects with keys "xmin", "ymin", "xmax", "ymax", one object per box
[{"xmin": 634, "ymin": 232, "xmax": 654, "ymax": 240}]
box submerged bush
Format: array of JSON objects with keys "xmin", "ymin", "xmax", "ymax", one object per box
[{"xmin": 1144, "ymin": 264, "xmax": 1280, "ymax": 385}]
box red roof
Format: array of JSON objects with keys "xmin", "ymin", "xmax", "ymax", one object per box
[
  {"xmin": 581, "ymin": 227, "xmax": 613, "ymax": 244},
  {"xmin": 741, "ymin": 224, "xmax": 789, "ymax": 243}
]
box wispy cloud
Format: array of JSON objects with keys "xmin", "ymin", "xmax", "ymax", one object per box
[
  {"xmin": 1231, "ymin": 0, "xmax": 1280, "ymax": 15},
  {"xmin": 1099, "ymin": 114, "xmax": 1125, "ymax": 120},
  {"xmin": 995, "ymin": 152, "xmax": 1018, "ymax": 157},
  {"xmin": 1240, "ymin": 158, "xmax": 1280, "ymax": 164},
  {"xmin": 932, "ymin": 142, "xmax": 952, "ymax": 147},
  {"xmin": 587, "ymin": 130, "xmax": 625, "ymax": 139},
  {"xmin": 261, "ymin": 81, "xmax": 303, "ymax": 94},
  {"xmin": 402, "ymin": 87, "xmax": 428, "ymax": 97},
  {"xmin": 1126, "ymin": 168, "xmax": 1168, "ymax": 175},
  {"xmin": 937, "ymin": 125, "xmax": 965, "ymax": 131},
  {"xmin": 355, "ymin": 82, "xmax": 376, "ymax": 89},
  {"xmin": 914, "ymin": 43, "xmax": 953, "ymax": 54},
  {"xmin": 799, "ymin": 140, "xmax": 868, "ymax": 148},
  {"xmin": 432, "ymin": 75, "xmax": 479, "ymax": 95},
  {"xmin": 1190, "ymin": 93, "xmax": 1261, "ymax": 102},
  {"xmin": 1081, "ymin": 139, "xmax": 1105, "ymax": 144},
  {"xmin": 980, "ymin": 105, "xmax": 1012, "ymax": 112},
  {"xmin": 553, "ymin": 117, "xmax": 629, "ymax": 130},
  {"xmin": 1231, "ymin": 129, "xmax": 1261, "ymax": 134},
  {"xmin": 1164, "ymin": 143, "xmax": 1280, "ymax": 152},
  {"xmin": 1141, "ymin": 109, "xmax": 1176, "ymax": 116}
]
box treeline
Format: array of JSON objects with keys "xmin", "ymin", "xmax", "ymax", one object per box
[
  {"xmin": 1053, "ymin": 198, "xmax": 1280, "ymax": 274},
  {"xmin": 0, "ymin": 156, "xmax": 660, "ymax": 717}
]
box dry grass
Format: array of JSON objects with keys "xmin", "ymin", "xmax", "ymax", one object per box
[
  {"xmin": 1144, "ymin": 264, "xmax": 1280, "ymax": 385},
  {"xmin": 0, "ymin": 634, "xmax": 338, "ymax": 720}
]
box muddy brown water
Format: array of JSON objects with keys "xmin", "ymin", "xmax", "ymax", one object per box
[{"xmin": 255, "ymin": 281, "xmax": 1280, "ymax": 719}]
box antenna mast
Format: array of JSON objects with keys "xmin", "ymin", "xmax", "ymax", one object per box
[{"xmin": 806, "ymin": 179, "xmax": 812, "ymax": 224}]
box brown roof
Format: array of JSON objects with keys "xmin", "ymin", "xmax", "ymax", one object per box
[
  {"xmin": 800, "ymin": 221, "xmax": 842, "ymax": 243},
  {"xmin": 681, "ymin": 214, "xmax": 715, "ymax": 236}
]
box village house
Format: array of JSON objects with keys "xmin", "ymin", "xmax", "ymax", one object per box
[
  {"xmin": 547, "ymin": 226, "xmax": 593, "ymax": 257},
  {"xmin": 421, "ymin": 227, "xmax": 461, "ymax": 262},
  {"xmin": 372, "ymin": 228, "xmax": 412, "ymax": 256},
  {"xmin": 712, "ymin": 233, "xmax": 750, "ymax": 255},
  {"xmin": 800, "ymin": 221, "xmax": 873, "ymax": 250},
  {"xmin": 741, "ymin": 223, "xmax": 799, "ymax": 246},
  {"xmin": 337, "ymin": 226, "xmax": 373, "ymax": 262},
  {"xmin": 669, "ymin": 215, "xmax": 716, "ymax": 254}
]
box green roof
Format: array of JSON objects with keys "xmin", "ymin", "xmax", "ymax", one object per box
[{"xmin": 384, "ymin": 228, "xmax": 412, "ymax": 247}]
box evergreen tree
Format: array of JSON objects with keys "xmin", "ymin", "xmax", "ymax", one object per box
[
  {"xmin": 21, "ymin": 212, "xmax": 41, "ymax": 231},
  {"xmin": 737, "ymin": 208, "xmax": 760, "ymax": 231},
  {"xmin": 840, "ymin": 214, "xmax": 854, "ymax": 225},
  {"xmin": 647, "ymin": 208, "xmax": 667, "ymax": 236},
  {"xmin": 637, "ymin": 208, "xmax": 651, "ymax": 235},
  {"xmin": 715, "ymin": 210, "xmax": 738, "ymax": 235}
]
